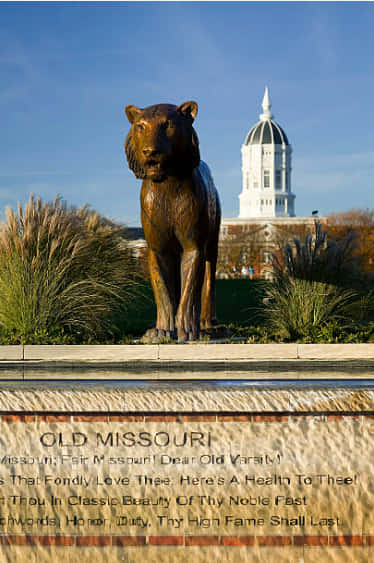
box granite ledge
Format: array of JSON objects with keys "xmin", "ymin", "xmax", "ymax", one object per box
[{"xmin": 0, "ymin": 343, "xmax": 368, "ymax": 362}]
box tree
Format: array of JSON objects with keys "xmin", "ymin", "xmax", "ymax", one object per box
[{"xmin": 326, "ymin": 209, "xmax": 374, "ymax": 275}]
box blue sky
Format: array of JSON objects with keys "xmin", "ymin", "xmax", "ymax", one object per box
[{"xmin": 1, "ymin": 1, "xmax": 374, "ymax": 225}]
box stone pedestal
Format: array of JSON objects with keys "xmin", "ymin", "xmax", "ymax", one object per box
[{"xmin": 0, "ymin": 348, "xmax": 373, "ymax": 561}]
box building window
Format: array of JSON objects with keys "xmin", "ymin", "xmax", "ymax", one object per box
[
  {"xmin": 275, "ymin": 170, "xmax": 281, "ymax": 190},
  {"xmin": 286, "ymin": 170, "xmax": 289, "ymax": 191},
  {"xmin": 263, "ymin": 170, "xmax": 270, "ymax": 188},
  {"xmin": 263, "ymin": 251, "xmax": 271, "ymax": 265}
]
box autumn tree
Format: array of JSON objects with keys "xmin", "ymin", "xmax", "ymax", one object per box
[{"xmin": 326, "ymin": 209, "xmax": 374, "ymax": 275}]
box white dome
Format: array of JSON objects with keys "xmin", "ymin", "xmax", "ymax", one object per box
[{"xmin": 244, "ymin": 119, "xmax": 289, "ymax": 146}]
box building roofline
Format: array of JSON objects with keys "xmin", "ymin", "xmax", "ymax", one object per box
[{"xmin": 222, "ymin": 216, "xmax": 324, "ymax": 225}]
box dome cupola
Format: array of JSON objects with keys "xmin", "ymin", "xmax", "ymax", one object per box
[
  {"xmin": 244, "ymin": 87, "xmax": 289, "ymax": 146},
  {"xmin": 239, "ymin": 87, "xmax": 295, "ymax": 219}
]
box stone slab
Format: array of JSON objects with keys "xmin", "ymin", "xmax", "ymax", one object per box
[
  {"xmin": 289, "ymin": 388, "xmax": 374, "ymax": 412},
  {"xmin": 0, "ymin": 383, "xmax": 373, "ymax": 412},
  {"xmin": 0, "ymin": 344, "xmax": 373, "ymax": 363},
  {"xmin": 304, "ymin": 547, "xmax": 370, "ymax": 563},
  {"xmin": 0, "ymin": 346, "xmax": 23, "ymax": 361},
  {"xmin": 19, "ymin": 366, "xmax": 302, "ymax": 380},
  {"xmin": 0, "ymin": 544, "xmax": 371, "ymax": 563},
  {"xmin": 298, "ymin": 344, "xmax": 374, "ymax": 360},
  {"xmin": 0, "ymin": 384, "xmax": 291, "ymax": 412},
  {"xmin": 23, "ymin": 345, "xmax": 159, "ymax": 362},
  {"xmin": 0, "ymin": 395, "xmax": 372, "ymax": 560},
  {"xmin": 0, "ymin": 345, "xmax": 373, "ymax": 560},
  {"xmin": 158, "ymin": 344, "xmax": 299, "ymax": 361},
  {"xmin": 0, "ymin": 420, "xmax": 370, "ymax": 537},
  {"xmin": 0, "ymin": 545, "xmax": 307, "ymax": 563}
]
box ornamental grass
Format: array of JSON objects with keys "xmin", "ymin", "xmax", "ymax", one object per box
[
  {"xmin": 265, "ymin": 278, "xmax": 361, "ymax": 340},
  {"xmin": 265, "ymin": 221, "xmax": 374, "ymax": 340},
  {"xmin": 0, "ymin": 195, "xmax": 139, "ymax": 341}
]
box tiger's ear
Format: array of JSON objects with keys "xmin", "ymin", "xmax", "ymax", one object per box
[
  {"xmin": 125, "ymin": 105, "xmax": 143, "ymax": 124},
  {"xmin": 177, "ymin": 101, "xmax": 198, "ymax": 122}
]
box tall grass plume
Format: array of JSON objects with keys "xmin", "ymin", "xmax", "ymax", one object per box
[
  {"xmin": 265, "ymin": 221, "xmax": 373, "ymax": 340},
  {"xmin": 0, "ymin": 195, "xmax": 139, "ymax": 341}
]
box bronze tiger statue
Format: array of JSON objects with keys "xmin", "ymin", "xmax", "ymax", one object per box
[{"xmin": 124, "ymin": 101, "xmax": 221, "ymax": 342}]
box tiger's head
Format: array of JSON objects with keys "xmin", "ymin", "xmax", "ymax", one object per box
[{"xmin": 124, "ymin": 101, "xmax": 200, "ymax": 182}]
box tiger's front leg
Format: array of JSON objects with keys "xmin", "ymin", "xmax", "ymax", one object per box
[
  {"xmin": 176, "ymin": 248, "xmax": 205, "ymax": 342},
  {"xmin": 145, "ymin": 249, "xmax": 178, "ymax": 341}
]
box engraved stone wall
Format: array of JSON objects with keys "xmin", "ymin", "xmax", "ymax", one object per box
[{"xmin": 0, "ymin": 413, "xmax": 372, "ymax": 562}]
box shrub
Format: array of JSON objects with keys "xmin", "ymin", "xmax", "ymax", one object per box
[
  {"xmin": 0, "ymin": 195, "xmax": 139, "ymax": 341},
  {"xmin": 265, "ymin": 278, "xmax": 360, "ymax": 340},
  {"xmin": 265, "ymin": 221, "xmax": 373, "ymax": 340},
  {"xmin": 273, "ymin": 220, "xmax": 363, "ymax": 287}
]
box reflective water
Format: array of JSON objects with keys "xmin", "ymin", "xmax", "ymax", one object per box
[{"xmin": 0, "ymin": 360, "xmax": 374, "ymax": 389}]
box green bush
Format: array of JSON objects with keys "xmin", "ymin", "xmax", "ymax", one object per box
[
  {"xmin": 223, "ymin": 320, "xmax": 374, "ymax": 344},
  {"xmin": 0, "ymin": 195, "xmax": 139, "ymax": 342},
  {"xmin": 274, "ymin": 221, "xmax": 363, "ymax": 287},
  {"xmin": 264, "ymin": 221, "xmax": 373, "ymax": 340},
  {"xmin": 265, "ymin": 278, "xmax": 361, "ymax": 340}
]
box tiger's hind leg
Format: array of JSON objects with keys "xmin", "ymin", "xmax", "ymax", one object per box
[{"xmin": 200, "ymin": 248, "xmax": 218, "ymax": 332}]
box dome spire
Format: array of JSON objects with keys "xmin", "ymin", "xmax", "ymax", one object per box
[{"xmin": 260, "ymin": 85, "xmax": 273, "ymax": 121}]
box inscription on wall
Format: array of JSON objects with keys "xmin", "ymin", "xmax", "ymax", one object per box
[{"xmin": 0, "ymin": 420, "xmax": 371, "ymax": 535}]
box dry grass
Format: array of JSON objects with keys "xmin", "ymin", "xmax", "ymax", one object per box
[
  {"xmin": 265, "ymin": 221, "xmax": 371, "ymax": 339},
  {"xmin": 0, "ymin": 195, "xmax": 139, "ymax": 340},
  {"xmin": 273, "ymin": 220, "xmax": 362, "ymax": 286},
  {"xmin": 265, "ymin": 278, "xmax": 359, "ymax": 340}
]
